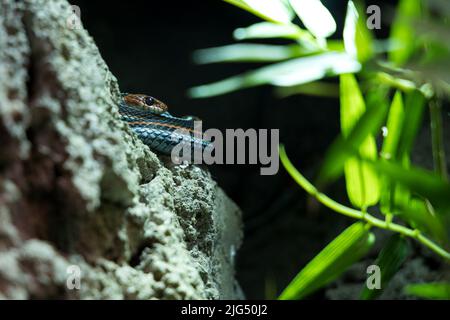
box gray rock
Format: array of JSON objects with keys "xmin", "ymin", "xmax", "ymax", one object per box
[{"xmin": 0, "ymin": 0, "xmax": 242, "ymax": 299}]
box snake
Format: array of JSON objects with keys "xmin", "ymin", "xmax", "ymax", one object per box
[{"xmin": 119, "ymin": 93, "xmax": 211, "ymax": 156}]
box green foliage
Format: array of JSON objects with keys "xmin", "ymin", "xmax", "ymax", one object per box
[
  {"xmin": 388, "ymin": 0, "xmax": 422, "ymax": 66},
  {"xmin": 279, "ymin": 222, "xmax": 374, "ymax": 300},
  {"xmin": 405, "ymin": 283, "xmax": 450, "ymax": 300},
  {"xmin": 188, "ymin": 52, "xmax": 360, "ymax": 98},
  {"xmin": 222, "ymin": 0, "xmax": 293, "ymax": 24},
  {"xmin": 192, "ymin": 0, "xmax": 450, "ymax": 300},
  {"xmin": 233, "ymin": 22, "xmax": 313, "ymax": 42},
  {"xmin": 360, "ymin": 235, "xmax": 410, "ymax": 300},
  {"xmin": 340, "ymin": 74, "xmax": 380, "ymax": 208},
  {"xmin": 343, "ymin": 0, "xmax": 374, "ymax": 62},
  {"xmin": 316, "ymin": 84, "xmax": 389, "ymax": 186}
]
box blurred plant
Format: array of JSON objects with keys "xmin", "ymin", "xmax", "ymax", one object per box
[{"xmin": 189, "ymin": 0, "xmax": 450, "ymax": 300}]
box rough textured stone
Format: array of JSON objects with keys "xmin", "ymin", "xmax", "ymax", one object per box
[{"xmin": 0, "ymin": 0, "xmax": 242, "ymax": 299}]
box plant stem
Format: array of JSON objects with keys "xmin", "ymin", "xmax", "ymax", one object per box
[
  {"xmin": 429, "ymin": 98, "xmax": 448, "ymax": 181},
  {"xmin": 280, "ymin": 147, "xmax": 450, "ymax": 261}
]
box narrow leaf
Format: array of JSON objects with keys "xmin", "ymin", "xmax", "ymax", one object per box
[
  {"xmin": 343, "ymin": 1, "xmax": 375, "ymax": 62},
  {"xmin": 223, "ymin": 0, "xmax": 293, "ymax": 24},
  {"xmin": 279, "ymin": 222, "xmax": 375, "ymax": 300},
  {"xmin": 233, "ymin": 22, "xmax": 313, "ymax": 42},
  {"xmin": 404, "ymin": 282, "xmax": 450, "ymax": 300},
  {"xmin": 397, "ymin": 90, "xmax": 426, "ymax": 157},
  {"xmin": 317, "ymin": 85, "xmax": 389, "ymax": 186},
  {"xmin": 193, "ymin": 44, "xmax": 314, "ymax": 64},
  {"xmin": 399, "ymin": 198, "xmax": 448, "ymax": 245},
  {"xmin": 381, "ymin": 91, "xmax": 405, "ymax": 160},
  {"xmin": 354, "ymin": 1, "xmax": 375, "ymax": 62},
  {"xmin": 340, "ymin": 74, "xmax": 380, "ymax": 208},
  {"xmin": 380, "ymin": 91, "xmax": 408, "ymax": 215},
  {"xmin": 188, "ymin": 52, "xmax": 360, "ymax": 98},
  {"xmin": 274, "ymin": 81, "xmax": 339, "ymax": 98},
  {"xmin": 361, "ymin": 235, "xmax": 410, "ymax": 300},
  {"xmin": 343, "ymin": 1, "xmax": 359, "ymax": 58},
  {"xmin": 288, "ymin": 0, "xmax": 336, "ymax": 39},
  {"xmin": 370, "ymin": 160, "xmax": 450, "ymax": 209},
  {"xmin": 389, "ymin": 0, "xmax": 422, "ymax": 65}
]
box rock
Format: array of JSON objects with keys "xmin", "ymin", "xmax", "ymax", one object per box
[{"xmin": 0, "ymin": 0, "xmax": 242, "ymax": 299}]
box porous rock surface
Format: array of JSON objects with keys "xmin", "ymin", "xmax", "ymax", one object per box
[{"xmin": 0, "ymin": 0, "xmax": 242, "ymax": 299}]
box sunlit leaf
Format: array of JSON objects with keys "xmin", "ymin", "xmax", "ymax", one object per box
[
  {"xmin": 188, "ymin": 52, "xmax": 360, "ymax": 98},
  {"xmin": 340, "ymin": 74, "xmax": 380, "ymax": 208},
  {"xmin": 193, "ymin": 44, "xmax": 315, "ymax": 64},
  {"xmin": 381, "ymin": 91, "xmax": 404, "ymax": 160},
  {"xmin": 399, "ymin": 198, "xmax": 448, "ymax": 245},
  {"xmin": 279, "ymin": 222, "xmax": 375, "ymax": 300},
  {"xmin": 343, "ymin": 1, "xmax": 358, "ymax": 58},
  {"xmin": 274, "ymin": 81, "xmax": 339, "ymax": 98},
  {"xmin": 271, "ymin": 53, "xmax": 360, "ymax": 86},
  {"xmin": 389, "ymin": 0, "xmax": 422, "ymax": 65},
  {"xmin": 233, "ymin": 22, "xmax": 313, "ymax": 41},
  {"xmin": 361, "ymin": 235, "xmax": 410, "ymax": 300},
  {"xmin": 223, "ymin": 0, "xmax": 293, "ymax": 24},
  {"xmin": 288, "ymin": 0, "xmax": 336, "ymax": 39},
  {"xmin": 404, "ymin": 282, "xmax": 450, "ymax": 300},
  {"xmin": 343, "ymin": 1, "xmax": 374, "ymax": 62},
  {"xmin": 354, "ymin": 1, "xmax": 375, "ymax": 62},
  {"xmin": 327, "ymin": 40, "xmax": 345, "ymax": 52},
  {"xmin": 370, "ymin": 160, "xmax": 450, "ymax": 209},
  {"xmin": 397, "ymin": 90, "xmax": 425, "ymax": 157},
  {"xmin": 317, "ymin": 85, "xmax": 389, "ymax": 186},
  {"xmin": 380, "ymin": 91, "xmax": 408, "ymax": 215}
]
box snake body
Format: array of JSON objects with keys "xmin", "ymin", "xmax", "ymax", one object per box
[{"xmin": 119, "ymin": 93, "xmax": 211, "ymax": 155}]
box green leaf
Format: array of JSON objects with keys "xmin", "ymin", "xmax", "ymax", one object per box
[
  {"xmin": 354, "ymin": 1, "xmax": 375, "ymax": 62},
  {"xmin": 274, "ymin": 81, "xmax": 339, "ymax": 98},
  {"xmin": 317, "ymin": 84, "xmax": 389, "ymax": 186},
  {"xmin": 343, "ymin": 1, "xmax": 358, "ymax": 58},
  {"xmin": 340, "ymin": 74, "xmax": 380, "ymax": 208},
  {"xmin": 389, "ymin": 0, "xmax": 422, "ymax": 65},
  {"xmin": 288, "ymin": 0, "xmax": 336, "ymax": 39},
  {"xmin": 370, "ymin": 160, "xmax": 450, "ymax": 209},
  {"xmin": 188, "ymin": 52, "xmax": 360, "ymax": 98},
  {"xmin": 223, "ymin": 0, "xmax": 293, "ymax": 24},
  {"xmin": 193, "ymin": 44, "xmax": 315, "ymax": 64},
  {"xmin": 381, "ymin": 91, "xmax": 405, "ymax": 160},
  {"xmin": 404, "ymin": 282, "xmax": 450, "ymax": 300},
  {"xmin": 397, "ymin": 90, "xmax": 426, "ymax": 157},
  {"xmin": 361, "ymin": 235, "xmax": 410, "ymax": 300},
  {"xmin": 380, "ymin": 91, "xmax": 408, "ymax": 215},
  {"xmin": 378, "ymin": 90, "xmax": 426, "ymax": 217},
  {"xmin": 398, "ymin": 198, "xmax": 448, "ymax": 245},
  {"xmin": 233, "ymin": 22, "xmax": 313, "ymax": 42},
  {"xmin": 343, "ymin": 1, "xmax": 375, "ymax": 62},
  {"xmin": 279, "ymin": 222, "xmax": 375, "ymax": 300}
]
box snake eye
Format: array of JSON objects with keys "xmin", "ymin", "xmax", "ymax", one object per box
[{"xmin": 145, "ymin": 96, "xmax": 155, "ymax": 106}]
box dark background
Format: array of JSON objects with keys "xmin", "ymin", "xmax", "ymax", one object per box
[{"xmin": 70, "ymin": 0, "xmax": 396, "ymax": 299}]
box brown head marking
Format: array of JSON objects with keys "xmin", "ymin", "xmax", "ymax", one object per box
[{"xmin": 123, "ymin": 94, "xmax": 168, "ymax": 114}]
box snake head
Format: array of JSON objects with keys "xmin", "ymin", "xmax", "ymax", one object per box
[{"xmin": 122, "ymin": 93, "xmax": 168, "ymax": 114}]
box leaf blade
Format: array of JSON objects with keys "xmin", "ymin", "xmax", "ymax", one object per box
[
  {"xmin": 223, "ymin": 0, "xmax": 293, "ymax": 24},
  {"xmin": 389, "ymin": 0, "xmax": 422, "ymax": 65},
  {"xmin": 279, "ymin": 222, "xmax": 375, "ymax": 300},
  {"xmin": 404, "ymin": 283, "xmax": 450, "ymax": 300},
  {"xmin": 340, "ymin": 74, "xmax": 380, "ymax": 208},
  {"xmin": 361, "ymin": 235, "xmax": 410, "ymax": 300},
  {"xmin": 288, "ymin": 0, "xmax": 336, "ymax": 39},
  {"xmin": 192, "ymin": 43, "xmax": 314, "ymax": 64},
  {"xmin": 317, "ymin": 84, "xmax": 389, "ymax": 186},
  {"xmin": 188, "ymin": 52, "xmax": 360, "ymax": 98}
]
